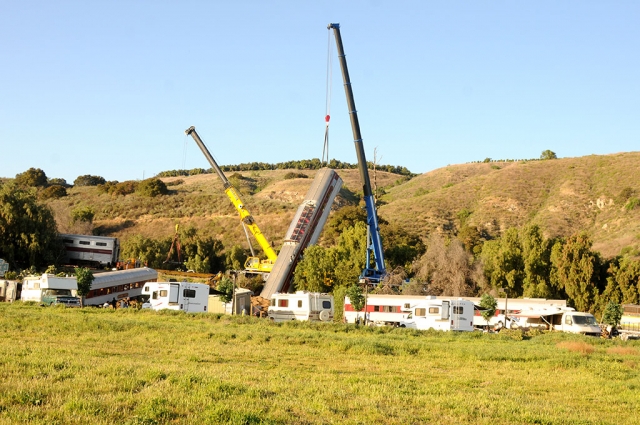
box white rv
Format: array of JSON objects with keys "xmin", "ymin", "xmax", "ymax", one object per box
[
  {"xmin": 142, "ymin": 282, "xmax": 210, "ymax": 313},
  {"xmin": 267, "ymin": 292, "xmax": 334, "ymax": 322},
  {"xmin": 21, "ymin": 274, "xmax": 81, "ymax": 307},
  {"xmin": 399, "ymin": 297, "xmax": 475, "ymax": 332}
]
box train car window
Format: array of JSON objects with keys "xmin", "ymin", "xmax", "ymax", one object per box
[
  {"xmin": 79, "ymin": 241, "xmax": 90, "ymax": 245},
  {"xmin": 96, "ymin": 242, "xmax": 107, "ymax": 247},
  {"xmin": 63, "ymin": 239, "xmax": 74, "ymax": 244}
]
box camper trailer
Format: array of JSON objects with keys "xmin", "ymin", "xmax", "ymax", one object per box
[
  {"xmin": 21, "ymin": 274, "xmax": 81, "ymax": 307},
  {"xmin": 142, "ymin": 282, "xmax": 210, "ymax": 313},
  {"xmin": 267, "ymin": 292, "xmax": 334, "ymax": 322},
  {"xmin": 399, "ymin": 297, "xmax": 475, "ymax": 332}
]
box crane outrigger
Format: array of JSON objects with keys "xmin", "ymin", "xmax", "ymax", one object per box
[
  {"xmin": 185, "ymin": 126, "xmax": 276, "ymax": 275},
  {"xmin": 328, "ymin": 23, "xmax": 386, "ymax": 284}
]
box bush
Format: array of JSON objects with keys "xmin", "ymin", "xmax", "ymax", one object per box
[
  {"xmin": 71, "ymin": 206, "xmax": 95, "ymax": 224},
  {"xmin": 97, "ymin": 181, "xmax": 137, "ymax": 196},
  {"xmin": 165, "ymin": 179, "xmax": 184, "ymax": 187},
  {"xmin": 74, "ymin": 175, "xmax": 106, "ymax": 187},
  {"xmin": 40, "ymin": 185, "xmax": 67, "ymax": 200},
  {"xmin": 284, "ymin": 172, "xmax": 308, "ymax": 180},
  {"xmin": 136, "ymin": 178, "xmax": 168, "ymax": 197}
]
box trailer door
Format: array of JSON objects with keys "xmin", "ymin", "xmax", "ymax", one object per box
[
  {"xmin": 169, "ymin": 284, "xmax": 179, "ymax": 304},
  {"xmin": 441, "ymin": 301, "xmax": 450, "ymax": 320}
]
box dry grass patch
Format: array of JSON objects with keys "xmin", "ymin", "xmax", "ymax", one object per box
[
  {"xmin": 556, "ymin": 341, "xmax": 596, "ymax": 355},
  {"xmin": 607, "ymin": 346, "xmax": 639, "ymax": 356}
]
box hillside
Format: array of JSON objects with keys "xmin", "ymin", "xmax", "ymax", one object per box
[{"xmin": 44, "ymin": 152, "xmax": 640, "ymax": 258}]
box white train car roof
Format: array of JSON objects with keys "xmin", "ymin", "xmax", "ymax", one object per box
[{"xmin": 91, "ymin": 268, "xmax": 157, "ymax": 289}]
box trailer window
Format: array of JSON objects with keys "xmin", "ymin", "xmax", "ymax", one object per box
[
  {"xmin": 159, "ymin": 290, "xmax": 168, "ymax": 298},
  {"xmin": 383, "ymin": 306, "xmax": 396, "ymax": 313},
  {"xmin": 297, "ymin": 300, "xmax": 302, "ymax": 308},
  {"xmin": 428, "ymin": 307, "xmax": 439, "ymax": 314},
  {"xmin": 415, "ymin": 308, "xmax": 426, "ymax": 317},
  {"xmin": 322, "ymin": 300, "xmax": 331, "ymax": 309},
  {"xmin": 374, "ymin": 305, "xmax": 380, "ymax": 312},
  {"xmin": 183, "ymin": 289, "xmax": 196, "ymax": 298},
  {"xmin": 278, "ymin": 299, "xmax": 288, "ymax": 307},
  {"xmin": 453, "ymin": 306, "xmax": 464, "ymax": 315}
]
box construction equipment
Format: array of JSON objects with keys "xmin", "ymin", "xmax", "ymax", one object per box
[
  {"xmin": 328, "ymin": 23, "xmax": 386, "ymax": 284},
  {"xmin": 260, "ymin": 168, "xmax": 342, "ymax": 299},
  {"xmin": 185, "ymin": 126, "xmax": 276, "ymax": 275}
]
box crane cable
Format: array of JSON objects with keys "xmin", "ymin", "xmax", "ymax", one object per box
[{"xmin": 322, "ymin": 28, "xmax": 333, "ymax": 166}]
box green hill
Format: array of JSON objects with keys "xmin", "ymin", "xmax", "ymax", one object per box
[{"xmin": 44, "ymin": 152, "xmax": 640, "ymax": 258}]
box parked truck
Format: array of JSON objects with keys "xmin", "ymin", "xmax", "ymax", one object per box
[
  {"xmin": 21, "ymin": 274, "xmax": 81, "ymax": 307},
  {"xmin": 399, "ymin": 297, "xmax": 475, "ymax": 332},
  {"xmin": 267, "ymin": 291, "xmax": 334, "ymax": 323}
]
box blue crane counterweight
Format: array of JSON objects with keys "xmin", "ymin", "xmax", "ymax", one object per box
[{"xmin": 328, "ymin": 23, "xmax": 386, "ymax": 284}]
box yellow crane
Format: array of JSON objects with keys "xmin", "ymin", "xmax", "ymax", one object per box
[{"xmin": 185, "ymin": 126, "xmax": 276, "ymax": 274}]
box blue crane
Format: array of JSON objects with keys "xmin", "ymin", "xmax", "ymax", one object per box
[{"xmin": 328, "ymin": 23, "xmax": 386, "ymax": 284}]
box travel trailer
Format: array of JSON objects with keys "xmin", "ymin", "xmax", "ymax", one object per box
[
  {"xmin": 142, "ymin": 282, "xmax": 210, "ymax": 313},
  {"xmin": 21, "ymin": 274, "xmax": 81, "ymax": 307},
  {"xmin": 267, "ymin": 292, "xmax": 334, "ymax": 322},
  {"xmin": 399, "ymin": 297, "xmax": 475, "ymax": 332}
]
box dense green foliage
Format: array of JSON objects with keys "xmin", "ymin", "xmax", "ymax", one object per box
[
  {"xmin": 2, "ymin": 303, "xmax": 639, "ymax": 424},
  {"xmin": 74, "ymin": 267, "xmax": 94, "ymax": 304},
  {"xmin": 121, "ymin": 226, "xmax": 225, "ymax": 273},
  {"xmin": 216, "ymin": 277, "xmax": 234, "ymax": 303},
  {"xmin": 540, "ymin": 149, "xmax": 558, "ymax": 160},
  {"xmin": 0, "ymin": 182, "xmax": 62, "ymax": 269},
  {"xmin": 40, "ymin": 185, "xmax": 67, "ymax": 200},
  {"xmin": 479, "ymin": 293, "xmax": 497, "ymax": 325},
  {"xmin": 283, "ymin": 172, "xmax": 309, "ymax": 180},
  {"xmin": 96, "ymin": 180, "xmax": 138, "ymax": 196},
  {"xmin": 73, "ymin": 174, "xmax": 106, "ymax": 186},
  {"xmin": 157, "ymin": 158, "xmax": 414, "ymax": 177},
  {"xmin": 15, "ymin": 167, "xmax": 48, "ymax": 187},
  {"xmin": 601, "ymin": 301, "xmax": 623, "ymax": 327},
  {"xmin": 136, "ymin": 178, "xmax": 168, "ymax": 197},
  {"xmin": 70, "ymin": 205, "xmax": 95, "ymax": 224}
]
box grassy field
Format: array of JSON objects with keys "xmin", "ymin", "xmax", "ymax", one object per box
[{"xmin": 1, "ymin": 303, "xmax": 639, "ymax": 425}]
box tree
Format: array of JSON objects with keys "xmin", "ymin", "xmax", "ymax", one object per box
[
  {"xmin": 293, "ymin": 245, "xmax": 337, "ymax": 293},
  {"xmin": 520, "ymin": 225, "xmax": 554, "ymax": 298},
  {"xmin": 414, "ymin": 233, "xmax": 479, "ymax": 296},
  {"xmin": 550, "ymin": 232, "xmax": 600, "ymax": 312},
  {"xmin": 74, "ymin": 175, "xmax": 106, "ymax": 186},
  {"xmin": 601, "ymin": 301, "xmax": 623, "ymax": 327},
  {"xmin": 0, "ymin": 182, "xmax": 62, "ymax": 269},
  {"xmin": 323, "ymin": 205, "xmax": 367, "ymax": 245},
  {"xmin": 136, "ymin": 178, "xmax": 168, "ymax": 197},
  {"xmin": 479, "ymin": 293, "xmax": 497, "ymax": 329},
  {"xmin": 217, "ymin": 277, "xmax": 234, "ymax": 303},
  {"xmin": 380, "ymin": 223, "xmax": 424, "ymax": 270},
  {"xmin": 225, "ymin": 245, "xmax": 248, "ymax": 271},
  {"xmin": 75, "ymin": 267, "xmax": 94, "ymax": 307},
  {"xmin": 540, "ymin": 150, "xmax": 557, "ymax": 160},
  {"xmin": 333, "ymin": 222, "xmax": 368, "ymax": 288},
  {"xmin": 481, "ymin": 228, "xmax": 524, "ymax": 296},
  {"xmin": 346, "ymin": 284, "xmax": 365, "ymax": 316},
  {"xmin": 15, "ymin": 168, "xmax": 48, "ymax": 187}
]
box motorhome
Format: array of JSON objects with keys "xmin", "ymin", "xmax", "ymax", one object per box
[
  {"xmin": 21, "ymin": 274, "xmax": 81, "ymax": 307},
  {"xmin": 509, "ymin": 308, "xmax": 602, "ymax": 336},
  {"xmin": 399, "ymin": 297, "xmax": 475, "ymax": 332},
  {"xmin": 142, "ymin": 282, "xmax": 210, "ymax": 313},
  {"xmin": 267, "ymin": 292, "xmax": 334, "ymax": 322}
]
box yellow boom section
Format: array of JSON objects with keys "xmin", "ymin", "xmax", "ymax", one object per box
[{"xmin": 224, "ymin": 186, "xmax": 277, "ymax": 263}]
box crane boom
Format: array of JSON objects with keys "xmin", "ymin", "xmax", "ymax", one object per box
[
  {"xmin": 328, "ymin": 23, "xmax": 386, "ymax": 283},
  {"xmin": 185, "ymin": 126, "xmax": 277, "ymax": 271}
]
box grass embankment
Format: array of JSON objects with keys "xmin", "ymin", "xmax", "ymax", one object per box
[{"xmin": 1, "ymin": 303, "xmax": 639, "ymax": 425}]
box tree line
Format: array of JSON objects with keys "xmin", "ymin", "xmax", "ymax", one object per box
[{"xmin": 156, "ymin": 158, "xmax": 415, "ymax": 178}]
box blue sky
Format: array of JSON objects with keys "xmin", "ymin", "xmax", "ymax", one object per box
[{"xmin": 1, "ymin": 1, "xmax": 638, "ymax": 183}]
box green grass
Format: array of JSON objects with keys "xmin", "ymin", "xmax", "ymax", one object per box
[{"xmin": 1, "ymin": 303, "xmax": 639, "ymax": 424}]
